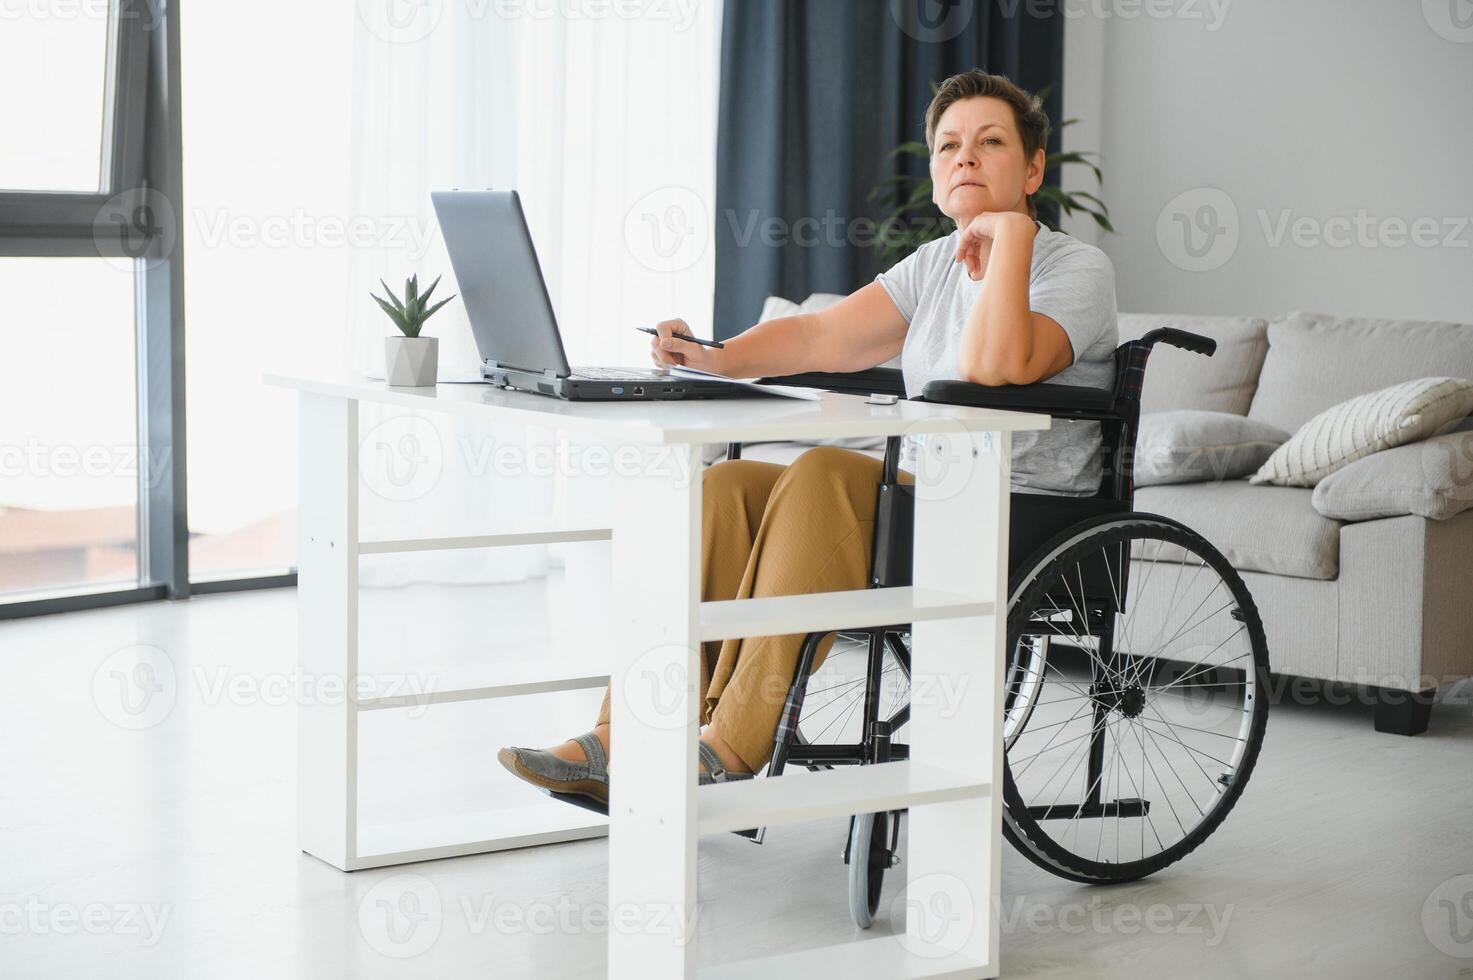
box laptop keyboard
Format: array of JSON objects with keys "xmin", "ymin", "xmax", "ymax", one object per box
[{"xmin": 572, "ymin": 366, "xmax": 665, "ymax": 381}]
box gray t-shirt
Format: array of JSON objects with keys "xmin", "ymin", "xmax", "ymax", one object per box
[{"xmin": 875, "ymin": 223, "xmax": 1118, "ymax": 495}]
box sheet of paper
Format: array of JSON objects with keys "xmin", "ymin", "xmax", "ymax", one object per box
[{"xmin": 667, "ymin": 365, "xmax": 821, "ymax": 401}]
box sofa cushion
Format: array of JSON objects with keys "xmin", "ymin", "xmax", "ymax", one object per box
[
  {"xmin": 1117, "ymin": 313, "xmax": 1269, "ymax": 415},
  {"xmin": 1134, "ymin": 480, "xmax": 1342, "ymax": 579},
  {"xmin": 1247, "ymin": 311, "xmax": 1473, "ymax": 433},
  {"xmin": 1134, "ymin": 410, "xmax": 1288, "ymax": 486},
  {"xmin": 1311, "ymin": 431, "xmax": 1473, "ymax": 522},
  {"xmin": 1250, "ymin": 377, "xmax": 1473, "ymax": 487}
]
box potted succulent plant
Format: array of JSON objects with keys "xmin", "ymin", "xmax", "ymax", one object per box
[{"xmin": 372, "ymin": 274, "xmax": 456, "ymax": 386}]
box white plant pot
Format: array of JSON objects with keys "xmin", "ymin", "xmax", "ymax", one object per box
[{"xmin": 384, "ymin": 335, "xmax": 438, "ymax": 387}]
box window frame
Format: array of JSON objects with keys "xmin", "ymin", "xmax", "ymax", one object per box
[{"xmin": 0, "ymin": 0, "xmax": 291, "ymax": 619}]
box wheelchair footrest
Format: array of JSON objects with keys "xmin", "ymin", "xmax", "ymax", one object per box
[
  {"xmin": 545, "ymin": 790, "xmax": 609, "ymax": 817},
  {"xmin": 1026, "ymin": 798, "xmax": 1150, "ymax": 820}
]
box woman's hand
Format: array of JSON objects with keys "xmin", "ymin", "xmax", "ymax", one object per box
[
  {"xmin": 954, "ymin": 211, "xmax": 1036, "ymax": 281},
  {"xmin": 648, "ymin": 318, "xmax": 726, "ymax": 373}
]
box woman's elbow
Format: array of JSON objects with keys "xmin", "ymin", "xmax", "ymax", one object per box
[{"xmin": 959, "ymin": 355, "xmax": 1037, "ymax": 387}]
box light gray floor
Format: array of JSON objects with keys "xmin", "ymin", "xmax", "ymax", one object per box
[{"xmin": 2, "ymin": 579, "xmax": 1470, "ymax": 979}]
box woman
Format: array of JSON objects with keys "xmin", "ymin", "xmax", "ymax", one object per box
[{"xmin": 498, "ymin": 68, "xmax": 1118, "ymax": 804}]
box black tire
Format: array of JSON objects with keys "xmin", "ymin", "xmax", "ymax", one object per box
[
  {"xmin": 847, "ymin": 811, "xmax": 894, "ymax": 928},
  {"xmin": 1000, "ymin": 513, "xmax": 1270, "ymax": 884}
]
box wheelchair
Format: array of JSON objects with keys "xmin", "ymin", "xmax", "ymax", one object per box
[{"xmin": 737, "ymin": 327, "xmax": 1273, "ymax": 928}]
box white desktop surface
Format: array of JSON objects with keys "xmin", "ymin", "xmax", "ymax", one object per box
[{"xmin": 264, "ymin": 372, "xmax": 1052, "ymax": 444}]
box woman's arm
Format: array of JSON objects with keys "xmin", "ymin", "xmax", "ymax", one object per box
[
  {"xmin": 954, "ymin": 212, "xmax": 1073, "ymax": 385},
  {"xmin": 648, "ymin": 282, "xmax": 908, "ymax": 376}
]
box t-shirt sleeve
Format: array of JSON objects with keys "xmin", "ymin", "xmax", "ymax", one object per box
[
  {"xmin": 1028, "ymin": 245, "xmax": 1117, "ymax": 366},
  {"xmin": 873, "ymin": 247, "xmax": 927, "ymax": 323}
]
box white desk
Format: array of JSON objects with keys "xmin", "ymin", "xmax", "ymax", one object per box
[{"xmin": 264, "ymin": 372, "xmax": 1049, "ymax": 980}]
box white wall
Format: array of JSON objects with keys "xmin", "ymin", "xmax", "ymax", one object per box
[{"xmin": 1061, "ymin": 0, "xmax": 1473, "ymax": 323}]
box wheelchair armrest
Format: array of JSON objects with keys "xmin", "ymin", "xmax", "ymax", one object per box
[
  {"xmin": 757, "ymin": 367, "xmax": 906, "ymax": 397},
  {"xmin": 918, "ymin": 379, "xmax": 1115, "ymax": 414}
]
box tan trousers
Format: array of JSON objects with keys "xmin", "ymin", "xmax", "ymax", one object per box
[{"xmin": 596, "ymin": 446, "xmax": 915, "ymax": 771}]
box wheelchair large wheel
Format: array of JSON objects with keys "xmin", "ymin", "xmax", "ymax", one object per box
[{"xmin": 1002, "ymin": 514, "xmax": 1270, "ymax": 884}]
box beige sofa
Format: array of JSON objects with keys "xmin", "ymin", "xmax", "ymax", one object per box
[
  {"xmin": 1118, "ymin": 311, "xmax": 1473, "ymax": 735},
  {"xmin": 737, "ymin": 309, "xmax": 1473, "ymax": 735}
]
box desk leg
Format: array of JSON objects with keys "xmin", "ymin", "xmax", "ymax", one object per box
[
  {"xmin": 296, "ymin": 392, "xmax": 360, "ymax": 871},
  {"xmin": 606, "ymin": 442, "xmax": 701, "ymax": 979},
  {"xmin": 906, "ymin": 428, "xmax": 1010, "ymax": 975}
]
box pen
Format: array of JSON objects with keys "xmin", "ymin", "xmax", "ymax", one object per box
[{"xmin": 636, "ymin": 326, "xmax": 725, "ymax": 349}]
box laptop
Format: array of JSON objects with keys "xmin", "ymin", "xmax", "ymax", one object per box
[{"xmin": 432, "ymin": 189, "xmax": 756, "ymax": 401}]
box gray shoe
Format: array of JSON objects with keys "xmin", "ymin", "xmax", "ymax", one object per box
[
  {"xmin": 697, "ymin": 742, "xmax": 755, "ymax": 786},
  {"xmin": 497, "ymin": 731, "xmax": 609, "ymax": 807},
  {"xmin": 499, "ymin": 735, "xmax": 751, "ymax": 813}
]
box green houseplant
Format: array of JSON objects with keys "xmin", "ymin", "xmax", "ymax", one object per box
[
  {"xmin": 372, "ymin": 274, "xmax": 456, "ymax": 386},
  {"xmin": 868, "ymin": 88, "xmax": 1113, "ymax": 264}
]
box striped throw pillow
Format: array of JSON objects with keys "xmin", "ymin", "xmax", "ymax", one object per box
[{"xmin": 1250, "ymin": 377, "xmax": 1473, "ymax": 488}]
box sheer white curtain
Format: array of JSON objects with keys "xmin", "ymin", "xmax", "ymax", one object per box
[{"xmin": 347, "ymin": 0, "xmax": 723, "ymax": 585}]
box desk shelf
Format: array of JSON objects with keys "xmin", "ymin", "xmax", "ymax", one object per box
[
  {"xmin": 354, "ymin": 658, "xmax": 609, "ymax": 712},
  {"xmin": 359, "ymin": 523, "xmax": 611, "ymax": 555},
  {"xmin": 697, "ymin": 760, "xmax": 990, "ymax": 836},
  {"xmin": 699, "ymin": 586, "xmax": 993, "ymax": 642},
  {"xmin": 352, "ymin": 800, "xmax": 607, "ymax": 870}
]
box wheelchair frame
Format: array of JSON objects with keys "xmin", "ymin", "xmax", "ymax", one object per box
[{"xmin": 730, "ymin": 328, "xmax": 1233, "ymax": 859}]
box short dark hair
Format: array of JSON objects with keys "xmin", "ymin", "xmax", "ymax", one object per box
[{"xmin": 924, "ymin": 69, "xmax": 1050, "ymax": 216}]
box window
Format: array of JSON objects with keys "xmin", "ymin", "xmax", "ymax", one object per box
[
  {"xmin": 180, "ymin": 1, "xmax": 354, "ymax": 580},
  {"xmin": 0, "ymin": 258, "xmax": 140, "ymax": 597},
  {"xmin": 1, "ymin": 0, "xmax": 181, "ymax": 615},
  {"xmin": 0, "ymin": 2, "xmax": 112, "ymax": 192}
]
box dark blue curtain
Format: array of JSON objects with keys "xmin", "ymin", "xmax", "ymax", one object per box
[{"xmin": 713, "ymin": 0, "xmax": 1064, "ymax": 339}]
